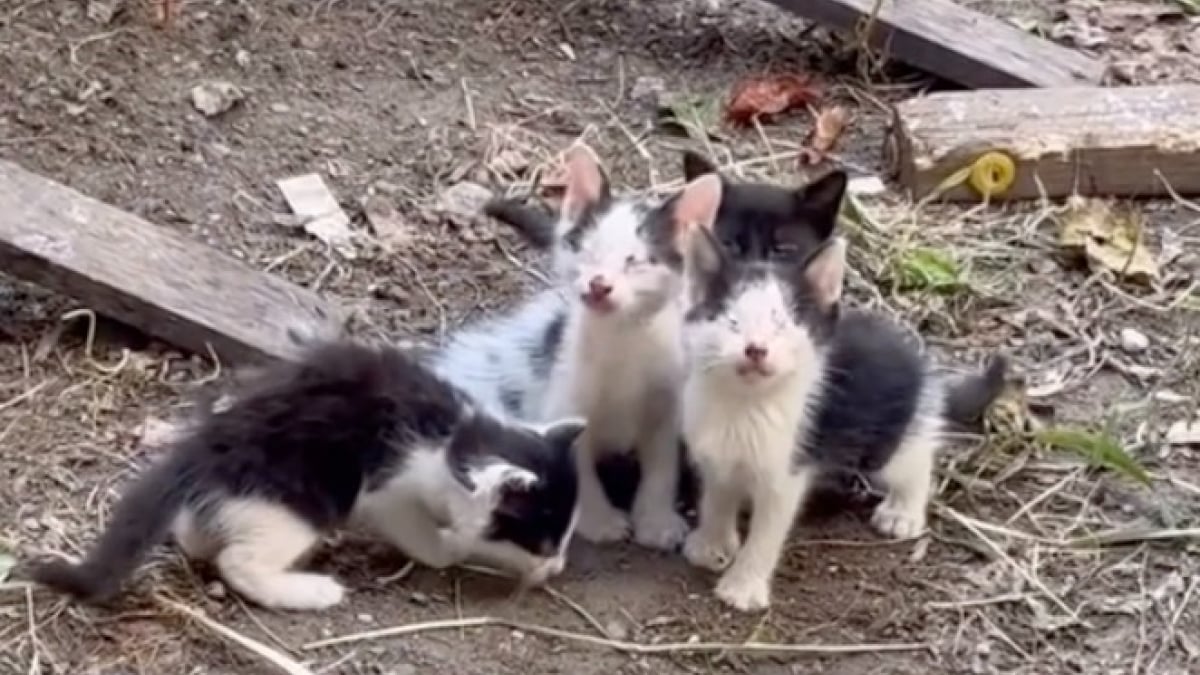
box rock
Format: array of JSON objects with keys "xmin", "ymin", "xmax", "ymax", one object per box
[
  {"xmin": 604, "ymin": 619, "xmax": 629, "ymax": 641},
  {"xmin": 206, "ymin": 581, "xmax": 227, "ymax": 599},
  {"xmin": 1119, "ymin": 328, "xmax": 1149, "ymax": 354},
  {"xmin": 630, "ymin": 75, "xmax": 665, "ymax": 107},
  {"xmin": 87, "ymin": 0, "xmax": 123, "ymax": 25},
  {"xmin": 363, "ymin": 195, "xmax": 414, "ymax": 250},
  {"xmin": 191, "ymin": 81, "xmax": 244, "ymax": 117},
  {"xmin": 438, "ymin": 181, "xmax": 493, "ymax": 226}
]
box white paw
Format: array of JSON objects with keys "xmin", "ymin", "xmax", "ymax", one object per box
[
  {"xmin": 714, "ymin": 570, "xmax": 771, "ymax": 612},
  {"xmin": 871, "ymin": 500, "xmax": 927, "ymax": 539},
  {"xmin": 265, "ymin": 574, "xmax": 346, "ymax": 611},
  {"xmin": 683, "ymin": 528, "xmax": 740, "ymax": 572},
  {"xmin": 576, "ymin": 505, "xmax": 631, "ymax": 543},
  {"xmin": 633, "ymin": 508, "xmax": 689, "ymax": 551}
]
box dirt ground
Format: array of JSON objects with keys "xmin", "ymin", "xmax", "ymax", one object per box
[{"xmin": 2, "ymin": 0, "xmax": 1199, "ymax": 673}]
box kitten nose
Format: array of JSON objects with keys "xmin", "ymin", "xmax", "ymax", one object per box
[
  {"xmin": 587, "ymin": 276, "xmax": 613, "ymax": 298},
  {"xmin": 744, "ymin": 343, "xmax": 768, "ymax": 363}
]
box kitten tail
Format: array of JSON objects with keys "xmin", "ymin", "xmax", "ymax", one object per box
[
  {"xmin": 942, "ymin": 355, "xmax": 1009, "ymax": 430},
  {"xmin": 484, "ymin": 197, "xmax": 557, "ymax": 249},
  {"xmin": 26, "ymin": 451, "xmax": 193, "ymax": 603}
]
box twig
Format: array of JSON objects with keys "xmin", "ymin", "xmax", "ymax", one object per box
[
  {"xmin": 155, "ymin": 595, "xmax": 315, "ymax": 675},
  {"xmin": 303, "ymin": 615, "xmax": 929, "ymax": 655},
  {"xmin": 938, "ymin": 505, "xmax": 1080, "ymax": 621}
]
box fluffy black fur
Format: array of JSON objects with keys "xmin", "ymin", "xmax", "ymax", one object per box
[
  {"xmin": 27, "ymin": 341, "xmax": 581, "ymax": 603},
  {"xmin": 680, "ymin": 150, "xmax": 845, "ymax": 263}
]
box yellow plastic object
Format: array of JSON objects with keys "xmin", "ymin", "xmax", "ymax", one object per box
[{"xmin": 967, "ymin": 151, "xmax": 1016, "ymax": 198}]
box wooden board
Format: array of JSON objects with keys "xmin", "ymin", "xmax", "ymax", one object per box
[
  {"xmin": 0, "ymin": 161, "xmax": 345, "ymax": 364},
  {"xmin": 889, "ymin": 85, "xmax": 1200, "ymax": 201},
  {"xmin": 764, "ymin": 0, "xmax": 1105, "ymax": 89}
]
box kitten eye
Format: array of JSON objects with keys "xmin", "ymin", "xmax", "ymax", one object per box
[
  {"xmin": 726, "ymin": 316, "xmax": 740, "ymax": 330},
  {"xmin": 624, "ymin": 254, "xmax": 637, "ymax": 267}
]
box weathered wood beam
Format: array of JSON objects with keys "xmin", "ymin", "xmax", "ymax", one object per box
[
  {"xmin": 764, "ymin": 0, "xmax": 1105, "ymax": 89},
  {"xmin": 0, "ymin": 160, "xmax": 345, "ymax": 364},
  {"xmin": 889, "ymin": 85, "xmax": 1200, "ymax": 201}
]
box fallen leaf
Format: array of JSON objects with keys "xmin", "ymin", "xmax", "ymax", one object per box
[
  {"xmin": 799, "ymin": 105, "xmax": 850, "ymax": 165},
  {"xmin": 1036, "ymin": 426, "xmax": 1151, "ymax": 485},
  {"xmin": 487, "ymin": 149, "xmax": 529, "ymax": 178},
  {"xmin": 724, "ymin": 73, "xmax": 819, "ymax": 127},
  {"xmin": 1059, "ymin": 196, "xmax": 1158, "ymax": 285},
  {"xmin": 190, "ymin": 81, "xmax": 243, "ymax": 117},
  {"xmin": 894, "ymin": 247, "xmax": 965, "ymax": 293},
  {"xmin": 659, "ymin": 95, "xmax": 721, "ymax": 141},
  {"xmin": 363, "ymin": 194, "xmax": 414, "ymax": 250},
  {"xmin": 277, "ymin": 173, "xmax": 357, "ymax": 259}
]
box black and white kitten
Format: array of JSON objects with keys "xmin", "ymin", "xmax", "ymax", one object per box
[
  {"xmin": 484, "ymin": 150, "xmax": 845, "ymax": 273},
  {"xmin": 433, "ymin": 143, "xmax": 722, "ymax": 550},
  {"xmin": 28, "ymin": 341, "xmax": 585, "ymax": 610},
  {"xmin": 678, "ymin": 197, "xmax": 1006, "ymax": 612}
]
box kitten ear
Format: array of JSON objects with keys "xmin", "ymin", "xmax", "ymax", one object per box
[
  {"xmin": 560, "ymin": 142, "xmax": 610, "ymax": 222},
  {"xmin": 682, "ymin": 150, "xmax": 717, "ymax": 181},
  {"xmin": 466, "ymin": 461, "xmax": 539, "ymax": 503},
  {"xmin": 800, "ymin": 236, "xmax": 847, "ymax": 311},
  {"xmin": 539, "ymin": 417, "xmax": 587, "ymax": 451},
  {"xmin": 670, "ymin": 173, "xmax": 723, "ymax": 237},
  {"xmin": 794, "ymin": 170, "xmax": 848, "ymax": 240},
  {"xmin": 685, "ymin": 223, "xmax": 726, "ymax": 288}
]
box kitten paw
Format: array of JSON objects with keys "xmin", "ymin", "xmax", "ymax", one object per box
[
  {"xmin": 683, "ymin": 529, "xmax": 740, "ymax": 572},
  {"xmin": 576, "ymin": 506, "xmax": 631, "ymax": 543},
  {"xmin": 633, "ymin": 509, "xmax": 689, "ymax": 551},
  {"xmin": 871, "ymin": 501, "xmax": 927, "ymax": 539},
  {"xmin": 714, "ymin": 570, "xmax": 771, "ymax": 612},
  {"xmin": 252, "ymin": 573, "xmax": 346, "ymax": 611}
]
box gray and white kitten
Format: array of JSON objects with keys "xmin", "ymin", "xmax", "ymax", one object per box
[
  {"xmin": 432, "ymin": 143, "xmax": 722, "ymax": 550},
  {"xmin": 678, "ymin": 183, "xmax": 1006, "ymax": 611}
]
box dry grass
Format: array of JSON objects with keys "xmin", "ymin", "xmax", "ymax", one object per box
[{"xmin": 1, "ymin": 0, "xmax": 1199, "ymax": 673}]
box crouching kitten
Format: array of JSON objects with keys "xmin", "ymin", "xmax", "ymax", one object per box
[
  {"xmin": 28, "ymin": 341, "xmax": 585, "ymax": 610},
  {"xmin": 678, "ymin": 200, "xmax": 1007, "ymax": 611}
]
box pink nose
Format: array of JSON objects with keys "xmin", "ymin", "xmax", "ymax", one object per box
[
  {"xmin": 587, "ymin": 276, "xmax": 613, "ymax": 298},
  {"xmin": 744, "ymin": 343, "xmax": 768, "ymax": 363}
]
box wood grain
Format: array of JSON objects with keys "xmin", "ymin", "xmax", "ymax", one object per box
[
  {"xmin": 890, "ymin": 85, "xmax": 1200, "ymax": 201},
  {"xmin": 764, "ymin": 0, "xmax": 1104, "ymax": 89},
  {"xmin": 0, "ymin": 160, "xmax": 345, "ymax": 364}
]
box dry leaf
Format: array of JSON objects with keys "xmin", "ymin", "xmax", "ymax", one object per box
[
  {"xmin": 798, "ymin": 105, "xmax": 850, "ymax": 165},
  {"xmin": 724, "ymin": 73, "xmax": 820, "ymax": 127},
  {"xmin": 1059, "ymin": 196, "xmax": 1158, "ymax": 285}
]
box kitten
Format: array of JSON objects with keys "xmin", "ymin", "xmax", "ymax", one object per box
[
  {"xmin": 433, "ymin": 143, "xmax": 720, "ymax": 550},
  {"xmin": 679, "ymin": 220, "xmax": 1007, "ymax": 612},
  {"xmin": 28, "ymin": 341, "xmax": 585, "ymax": 610},
  {"xmin": 484, "ymin": 150, "xmax": 845, "ymax": 274}
]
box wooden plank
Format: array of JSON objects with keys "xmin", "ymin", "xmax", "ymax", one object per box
[
  {"xmin": 764, "ymin": 0, "xmax": 1105, "ymax": 89},
  {"xmin": 889, "ymin": 85, "xmax": 1200, "ymax": 202},
  {"xmin": 0, "ymin": 160, "xmax": 345, "ymax": 364}
]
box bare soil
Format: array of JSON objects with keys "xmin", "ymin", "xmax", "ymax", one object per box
[{"xmin": 1, "ymin": 1, "xmax": 1198, "ymax": 674}]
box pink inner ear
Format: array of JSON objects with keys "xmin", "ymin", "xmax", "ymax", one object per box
[
  {"xmin": 672, "ymin": 174, "xmax": 722, "ymax": 235},
  {"xmin": 805, "ymin": 238, "xmax": 847, "ymax": 309},
  {"xmin": 561, "ymin": 143, "xmax": 605, "ymax": 219}
]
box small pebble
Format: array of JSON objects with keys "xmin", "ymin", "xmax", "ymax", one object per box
[
  {"xmin": 409, "ymin": 591, "xmax": 430, "ymax": 605},
  {"xmin": 206, "ymin": 581, "xmax": 227, "ymax": 599},
  {"xmin": 1120, "ymin": 328, "xmax": 1149, "ymax": 353},
  {"xmin": 604, "ymin": 619, "xmax": 629, "ymax": 641},
  {"xmin": 270, "ymin": 102, "xmax": 291, "ymax": 114},
  {"xmin": 357, "ymin": 613, "xmax": 374, "ymax": 624}
]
